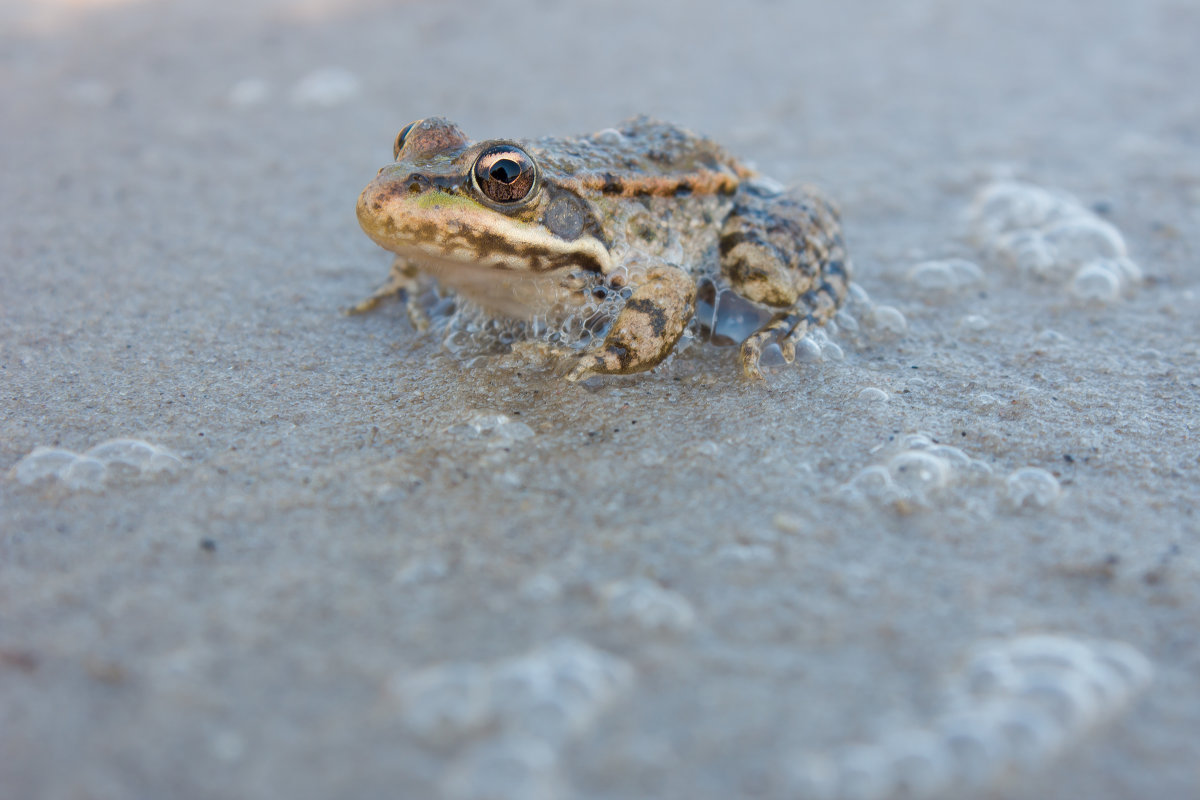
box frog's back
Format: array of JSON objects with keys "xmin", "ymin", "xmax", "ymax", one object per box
[{"xmin": 526, "ymin": 117, "xmax": 750, "ymax": 198}]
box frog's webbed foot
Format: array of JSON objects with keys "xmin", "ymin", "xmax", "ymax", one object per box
[
  {"xmin": 566, "ymin": 265, "xmax": 695, "ymax": 382},
  {"xmin": 739, "ymin": 278, "xmax": 845, "ymax": 379},
  {"xmin": 347, "ymin": 256, "xmax": 430, "ymax": 331},
  {"xmin": 740, "ymin": 309, "xmax": 810, "ymax": 380}
]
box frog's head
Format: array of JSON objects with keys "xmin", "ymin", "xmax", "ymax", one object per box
[{"xmin": 357, "ymin": 118, "xmax": 612, "ymax": 291}]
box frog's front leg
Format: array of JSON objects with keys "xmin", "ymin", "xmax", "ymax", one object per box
[
  {"xmin": 347, "ymin": 256, "xmax": 431, "ymax": 331},
  {"xmin": 566, "ymin": 265, "xmax": 695, "ymax": 382}
]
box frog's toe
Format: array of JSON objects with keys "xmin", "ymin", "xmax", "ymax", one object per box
[
  {"xmin": 565, "ymin": 346, "xmax": 632, "ymax": 381},
  {"xmin": 779, "ymin": 337, "xmax": 797, "ymax": 364},
  {"xmin": 740, "ymin": 336, "xmax": 768, "ymax": 381},
  {"xmin": 565, "ymin": 353, "xmax": 606, "ymax": 383},
  {"xmin": 346, "ymin": 295, "xmax": 385, "ymax": 316}
]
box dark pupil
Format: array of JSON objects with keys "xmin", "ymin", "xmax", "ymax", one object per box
[{"xmin": 490, "ymin": 159, "xmax": 522, "ymax": 184}]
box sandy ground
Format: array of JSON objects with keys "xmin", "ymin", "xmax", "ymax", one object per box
[{"xmin": 3, "ymin": 1, "xmax": 1199, "ymax": 798}]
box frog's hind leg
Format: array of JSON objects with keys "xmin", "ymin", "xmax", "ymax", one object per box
[
  {"xmin": 719, "ymin": 184, "xmax": 850, "ymax": 379},
  {"xmin": 566, "ymin": 264, "xmax": 696, "ymax": 382},
  {"xmin": 347, "ymin": 256, "xmax": 431, "ymax": 331}
]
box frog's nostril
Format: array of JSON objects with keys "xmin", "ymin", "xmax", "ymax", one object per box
[{"xmin": 406, "ymin": 174, "xmax": 431, "ymax": 194}]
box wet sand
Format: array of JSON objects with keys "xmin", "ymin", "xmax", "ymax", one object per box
[{"xmin": 2, "ymin": 1, "xmax": 1198, "ymax": 797}]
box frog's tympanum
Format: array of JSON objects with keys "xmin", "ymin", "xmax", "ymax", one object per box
[{"xmin": 354, "ymin": 117, "xmax": 849, "ymax": 380}]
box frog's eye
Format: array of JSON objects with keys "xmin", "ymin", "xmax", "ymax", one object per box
[
  {"xmin": 393, "ymin": 121, "xmax": 419, "ymax": 160},
  {"xmin": 472, "ymin": 145, "xmax": 537, "ymax": 204}
]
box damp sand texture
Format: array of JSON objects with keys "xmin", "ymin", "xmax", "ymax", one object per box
[{"xmin": 2, "ymin": 1, "xmax": 1199, "ymax": 799}]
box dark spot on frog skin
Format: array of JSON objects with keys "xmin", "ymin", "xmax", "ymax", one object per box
[
  {"xmin": 719, "ymin": 231, "xmax": 752, "ymax": 257},
  {"xmin": 604, "ymin": 344, "xmax": 633, "ymax": 368},
  {"xmin": 624, "ymin": 297, "xmax": 669, "ymax": 336}
]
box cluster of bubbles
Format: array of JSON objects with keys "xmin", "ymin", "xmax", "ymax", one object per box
[
  {"xmin": 788, "ymin": 634, "xmax": 1153, "ymax": 800},
  {"xmin": 10, "ymin": 438, "xmax": 182, "ymax": 492},
  {"xmin": 832, "ymin": 282, "xmax": 909, "ymax": 345},
  {"xmin": 967, "ymin": 181, "xmax": 1142, "ymax": 303},
  {"xmin": 840, "ymin": 433, "xmax": 1061, "ymax": 513},
  {"xmin": 430, "ymin": 266, "xmax": 904, "ymax": 373},
  {"xmin": 388, "ymin": 639, "xmax": 634, "ymax": 800},
  {"xmin": 438, "ymin": 279, "xmax": 628, "ymax": 364}
]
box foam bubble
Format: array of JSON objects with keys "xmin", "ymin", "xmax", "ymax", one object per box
[
  {"xmin": 959, "ymin": 314, "xmax": 990, "ymax": 331},
  {"xmin": 888, "ymin": 451, "xmax": 951, "ymax": 497},
  {"xmin": 86, "ymin": 439, "xmax": 182, "ymax": 474},
  {"xmin": 845, "ymin": 465, "xmax": 897, "ymax": 502},
  {"xmin": 866, "ymin": 305, "xmax": 907, "ymax": 339},
  {"xmin": 687, "ymin": 440, "xmax": 721, "ymax": 458},
  {"xmin": 1071, "ymin": 264, "xmax": 1121, "ymax": 302},
  {"xmin": 845, "ymin": 282, "xmax": 872, "ymax": 310},
  {"xmin": 1035, "ymin": 329, "xmax": 1068, "ymax": 346},
  {"xmin": 857, "ymin": 387, "xmax": 889, "ymax": 404},
  {"xmin": 835, "ymin": 309, "xmax": 860, "ymax": 333},
  {"xmin": 758, "ymin": 342, "xmax": 788, "ymax": 367},
  {"xmin": 592, "ymin": 128, "xmax": 625, "ymax": 145},
  {"xmin": 794, "ymin": 336, "xmax": 824, "ymax": 363},
  {"xmin": 1005, "ymin": 467, "xmax": 1061, "ymax": 509},
  {"xmin": 1042, "ymin": 217, "xmax": 1127, "ymax": 266},
  {"xmin": 821, "ymin": 340, "xmax": 845, "ymax": 361},
  {"xmin": 12, "ymin": 449, "xmax": 85, "ymax": 485},
  {"xmin": 998, "ymin": 229, "xmax": 1063, "ymax": 279}
]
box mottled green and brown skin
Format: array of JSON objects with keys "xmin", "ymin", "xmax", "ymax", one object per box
[{"xmin": 354, "ymin": 116, "xmax": 849, "ymax": 380}]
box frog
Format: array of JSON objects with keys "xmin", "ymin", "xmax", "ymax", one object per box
[{"xmin": 353, "ymin": 116, "xmax": 849, "ymax": 381}]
